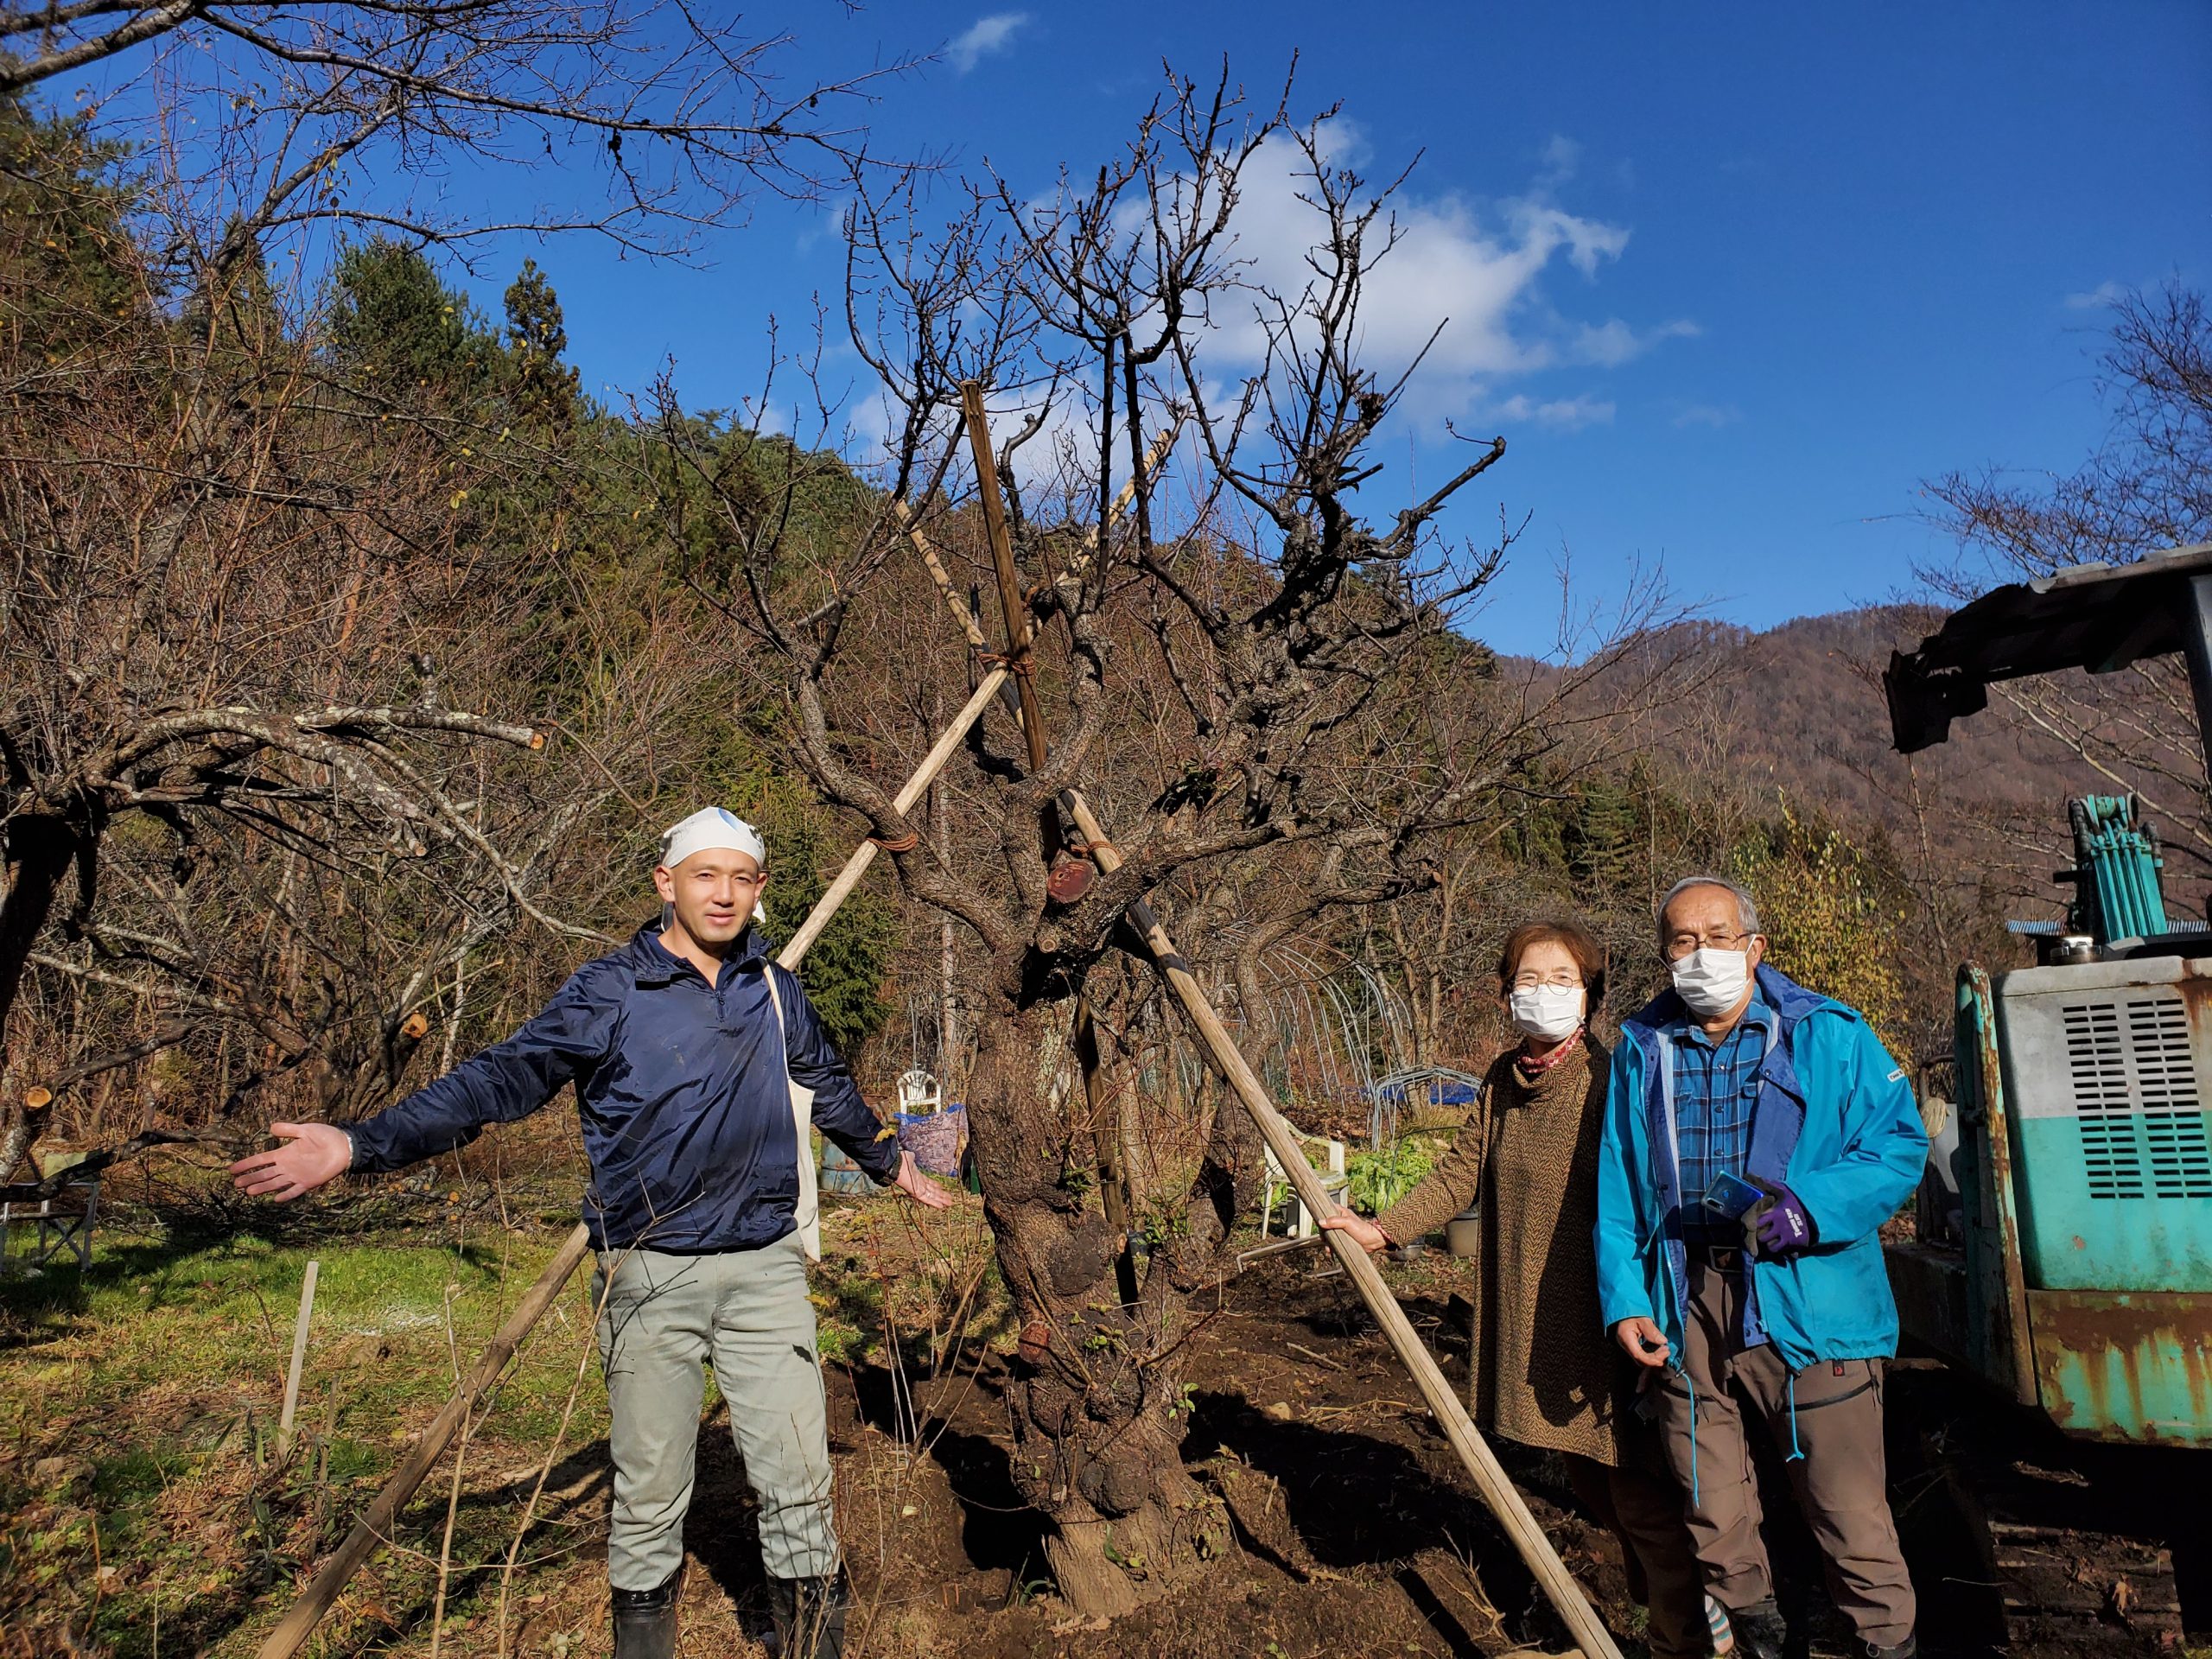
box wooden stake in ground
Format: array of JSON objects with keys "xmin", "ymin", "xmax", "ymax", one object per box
[
  {"xmin": 253, "ymin": 672, "xmax": 1008, "ymax": 1659},
  {"xmin": 952, "ymin": 397, "xmax": 1625, "ymax": 1659},
  {"xmin": 276, "ymin": 1258, "xmax": 318, "ymax": 1459}
]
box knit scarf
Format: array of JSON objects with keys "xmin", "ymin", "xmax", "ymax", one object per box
[{"xmin": 1512, "ymin": 1027, "xmax": 1587, "ymax": 1086}]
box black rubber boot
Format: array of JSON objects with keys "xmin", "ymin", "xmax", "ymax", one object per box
[
  {"xmin": 610, "ymin": 1566, "xmax": 682, "ymax": 1659},
  {"xmin": 767, "ymin": 1569, "xmax": 849, "ymax": 1659},
  {"xmin": 1731, "ymin": 1598, "xmax": 1788, "ymax": 1659},
  {"xmin": 1862, "ymin": 1638, "xmax": 1916, "ymax": 1659}
]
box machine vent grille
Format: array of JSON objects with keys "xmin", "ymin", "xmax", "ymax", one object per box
[{"xmin": 2061, "ymin": 994, "xmax": 2212, "ymax": 1199}]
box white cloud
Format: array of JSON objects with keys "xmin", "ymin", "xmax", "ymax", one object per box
[
  {"xmin": 1492, "ymin": 393, "xmax": 1616, "ymax": 431},
  {"xmin": 2064, "ymin": 280, "xmax": 2128, "ymax": 310},
  {"xmin": 1535, "ymin": 134, "xmax": 1581, "ymax": 191},
  {"xmin": 1572, "ymin": 316, "xmax": 1700, "ymax": 367},
  {"xmin": 1169, "ymin": 120, "xmax": 1677, "ymax": 432},
  {"xmin": 948, "ymin": 12, "xmax": 1028, "ymax": 73},
  {"xmin": 1192, "ymin": 122, "xmax": 1631, "ymax": 383},
  {"xmin": 1672, "ymin": 402, "xmax": 1740, "ymax": 429}
]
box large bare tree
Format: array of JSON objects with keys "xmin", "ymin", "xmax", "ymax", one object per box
[{"xmin": 662, "ymin": 68, "xmax": 1684, "ymax": 1614}]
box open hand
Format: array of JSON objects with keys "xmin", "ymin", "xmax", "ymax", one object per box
[
  {"xmin": 892, "ymin": 1150, "xmax": 956, "ymax": 1210},
  {"xmin": 229, "ymin": 1122, "xmax": 352, "ymax": 1202},
  {"xmin": 1319, "ymin": 1211, "xmax": 1390, "ymax": 1254}
]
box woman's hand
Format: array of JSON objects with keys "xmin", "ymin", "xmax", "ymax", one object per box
[
  {"xmin": 1319, "ymin": 1211, "xmax": 1389, "ymax": 1253},
  {"xmin": 892, "ymin": 1150, "xmax": 956, "ymax": 1210},
  {"xmin": 229, "ymin": 1122, "xmax": 353, "ymax": 1202}
]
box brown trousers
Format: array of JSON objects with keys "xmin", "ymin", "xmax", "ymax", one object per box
[
  {"xmin": 1655, "ymin": 1257, "xmax": 1916, "ymax": 1648},
  {"xmin": 1563, "ymin": 1433, "xmax": 1707, "ymax": 1659}
]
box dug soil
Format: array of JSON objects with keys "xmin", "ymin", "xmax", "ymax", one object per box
[{"xmin": 594, "ymin": 1243, "xmax": 1666, "ymax": 1659}]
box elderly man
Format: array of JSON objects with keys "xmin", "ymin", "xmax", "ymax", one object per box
[
  {"xmin": 231, "ymin": 808, "xmax": 950, "ymax": 1659},
  {"xmin": 1593, "ymin": 874, "xmax": 1927, "ymax": 1659}
]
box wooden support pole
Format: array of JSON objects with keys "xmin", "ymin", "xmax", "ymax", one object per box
[
  {"xmin": 254, "ymin": 1235, "xmax": 584, "ymax": 1658},
  {"xmin": 959, "ymin": 381, "xmax": 1050, "ymax": 779},
  {"xmin": 276, "ymin": 1258, "xmax": 319, "ymax": 1459},
  {"xmin": 951, "ymin": 399, "xmax": 1624, "ymax": 1659},
  {"xmin": 1058, "ymin": 794, "xmax": 1626, "ymax": 1659},
  {"xmin": 253, "ymin": 672, "xmax": 1007, "ymax": 1659},
  {"xmin": 778, "ymin": 666, "xmax": 1007, "ymax": 963}
]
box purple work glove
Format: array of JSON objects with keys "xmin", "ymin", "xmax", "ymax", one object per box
[{"xmin": 1748, "ymin": 1179, "xmax": 1815, "ymax": 1258}]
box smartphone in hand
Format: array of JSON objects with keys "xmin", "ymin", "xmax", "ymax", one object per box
[{"xmin": 1700, "ymin": 1170, "xmax": 1764, "ymax": 1220}]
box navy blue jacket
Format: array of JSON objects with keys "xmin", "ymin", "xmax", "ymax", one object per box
[{"xmin": 348, "ymin": 923, "xmax": 899, "ymax": 1251}]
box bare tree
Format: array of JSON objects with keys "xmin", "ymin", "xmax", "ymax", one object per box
[
  {"xmin": 661, "ymin": 67, "xmax": 1687, "ymax": 1614},
  {"xmin": 1921, "ymin": 283, "xmax": 2211, "ymax": 885},
  {"xmin": 3, "ymin": 0, "xmax": 919, "ymax": 296}
]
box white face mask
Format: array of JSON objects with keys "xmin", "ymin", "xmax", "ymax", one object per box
[
  {"xmin": 1508, "ymin": 984, "xmax": 1586, "ymax": 1042},
  {"xmin": 1671, "ymin": 947, "xmax": 1751, "ymax": 1017}
]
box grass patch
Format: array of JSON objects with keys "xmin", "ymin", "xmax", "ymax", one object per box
[
  {"xmin": 1, "ymin": 1185, "xmax": 1011, "ymax": 1656},
  {"xmin": 1, "ymin": 1217, "xmax": 611, "ymax": 1656}
]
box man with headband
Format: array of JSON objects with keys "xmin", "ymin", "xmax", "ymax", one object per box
[{"xmin": 232, "ymin": 806, "xmax": 951, "ymax": 1658}]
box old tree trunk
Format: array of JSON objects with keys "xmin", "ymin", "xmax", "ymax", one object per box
[{"xmin": 961, "ymin": 978, "xmax": 1251, "ymax": 1615}]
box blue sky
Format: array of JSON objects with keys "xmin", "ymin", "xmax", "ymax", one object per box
[{"xmin": 121, "ymin": 3, "xmax": 2212, "ymax": 656}]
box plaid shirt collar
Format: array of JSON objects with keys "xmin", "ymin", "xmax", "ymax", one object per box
[{"xmin": 1672, "ymin": 986, "xmax": 1776, "ymax": 1052}]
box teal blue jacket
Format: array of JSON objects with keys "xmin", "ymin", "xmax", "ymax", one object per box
[{"xmin": 1592, "ymin": 963, "xmax": 1926, "ymax": 1372}]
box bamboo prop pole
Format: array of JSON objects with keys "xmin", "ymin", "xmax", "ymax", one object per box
[
  {"xmin": 254, "ymin": 670, "xmax": 1008, "ymax": 1659},
  {"xmin": 953, "ymin": 402, "xmax": 1625, "ymax": 1659},
  {"xmin": 889, "ymin": 416, "xmax": 1179, "ymax": 658},
  {"xmin": 776, "ymin": 665, "xmax": 1008, "ymax": 963},
  {"xmin": 960, "ymin": 382, "xmax": 1052, "ymax": 779},
  {"xmin": 254, "ymin": 1233, "xmax": 587, "ymax": 1659},
  {"xmin": 276, "ymin": 1259, "xmax": 319, "ymax": 1459}
]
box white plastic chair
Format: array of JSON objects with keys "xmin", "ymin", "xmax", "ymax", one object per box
[{"xmin": 1261, "ymin": 1133, "xmax": 1349, "ymax": 1238}]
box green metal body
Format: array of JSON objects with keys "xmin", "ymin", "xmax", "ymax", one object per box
[
  {"xmin": 2067, "ymin": 795, "xmax": 2170, "ymax": 943},
  {"xmin": 1888, "ymin": 961, "xmax": 2212, "ymax": 1446}
]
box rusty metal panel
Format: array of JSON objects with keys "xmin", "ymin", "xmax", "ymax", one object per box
[
  {"xmin": 1885, "ymin": 1241, "xmax": 1975, "ymax": 1373},
  {"xmin": 2026, "ymin": 1287, "xmax": 2212, "ymax": 1445},
  {"xmin": 1994, "ymin": 953, "xmax": 2212, "ymax": 1291},
  {"xmin": 1956, "ymin": 965, "xmax": 2038, "ymax": 1404}
]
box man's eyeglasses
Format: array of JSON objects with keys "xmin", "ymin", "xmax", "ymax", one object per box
[{"xmin": 1662, "ymin": 930, "xmax": 1754, "ymax": 961}]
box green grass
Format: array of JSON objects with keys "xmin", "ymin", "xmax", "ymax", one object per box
[
  {"xmin": 1, "ymin": 1186, "xmax": 1011, "ymax": 1656},
  {"xmin": 2, "ymin": 1218, "xmax": 612, "ymax": 1657}
]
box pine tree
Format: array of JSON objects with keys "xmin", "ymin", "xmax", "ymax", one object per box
[
  {"xmin": 502, "ymin": 257, "xmax": 581, "ymax": 430},
  {"xmin": 326, "ymin": 238, "xmax": 497, "ymax": 399}
]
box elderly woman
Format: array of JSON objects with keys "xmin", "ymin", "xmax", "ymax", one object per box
[{"xmin": 1324, "ymin": 919, "xmax": 1704, "ymax": 1659}]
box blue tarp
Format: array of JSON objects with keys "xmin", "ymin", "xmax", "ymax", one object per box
[{"xmin": 1365, "ymin": 1079, "xmax": 1479, "ymax": 1106}]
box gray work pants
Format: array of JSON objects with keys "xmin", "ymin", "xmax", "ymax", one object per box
[
  {"xmin": 1655, "ymin": 1256, "xmax": 1916, "ymax": 1648},
  {"xmin": 594, "ymin": 1235, "xmax": 840, "ymax": 1590}
]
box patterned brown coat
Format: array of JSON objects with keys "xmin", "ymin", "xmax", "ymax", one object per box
[{"xmin": 1376, "ymin": 1032, "xmax": 1625, "ymax": 1466}]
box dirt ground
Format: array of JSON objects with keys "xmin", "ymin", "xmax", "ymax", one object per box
[
  {"xmin": 495, "ymin": 1241, "xmax": 1654, "ymax": 1659},
  {"xmin": 5, "ymin": 1167, "xmax": 2200, "ymax": 1659}
]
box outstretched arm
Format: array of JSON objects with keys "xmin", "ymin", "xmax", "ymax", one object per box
[
  {"xmin": 773, "ymin": 964, "xmax": 901, "ymax": 1182},
  {"xmin": 230, "ymin": 970, "xmax": 617, "ymax": 1203}
]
